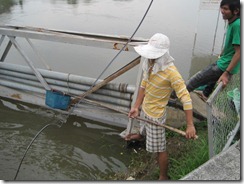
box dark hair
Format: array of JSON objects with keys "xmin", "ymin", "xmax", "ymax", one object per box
[{"xmin": 220, "ymin": 0, "xmax": 240, "ymax": 16}]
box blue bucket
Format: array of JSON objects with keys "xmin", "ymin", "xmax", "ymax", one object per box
[{"xmin": 45, "ymin": 90, "xmax": 71, "ymax": 110}]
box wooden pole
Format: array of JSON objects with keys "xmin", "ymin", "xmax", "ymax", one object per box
[
  {"xmin": 72, "ymin": 56, "xmax": 141, "ymax": 103},
  {"xmin": 83, "ymin": 98, "xmax": 198, "ymax": 139}
]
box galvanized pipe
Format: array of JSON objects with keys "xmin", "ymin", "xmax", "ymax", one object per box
[
  {"xmin": 0, "ymin": 35, "xmax": 5, "ymax": 47},
  {"xmin": 0, "ymin": 70, "xmax": 132, "ymax": 100},
  {"xmin": 0, "ymin": 40, "xmax": 12, "ymax": 62},
  {"xmin": 0, "ymin": 78, "xmax": 132, "ymax": 108},
  {"xmin": 0, "ymin": 26, "xmax": 147, "ymax": 52},
  {"xmin": 0, "ymin": 79, "xmax": 46, "ymax": 94},
  {"xmin": 0, "ymin": 69, "xmax": 37, "ymax": 81},
  {"xmin": 75, "ymin": 101, "xmax": 130, "ymax": 114},
  {"xmin": 0, "ymin": 62, "xmax": 135, "ymax": 93}
]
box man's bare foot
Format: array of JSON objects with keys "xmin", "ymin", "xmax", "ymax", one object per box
[{"xmin": 124, "ymin": 133, "xmax": 143, "ymax": 141}]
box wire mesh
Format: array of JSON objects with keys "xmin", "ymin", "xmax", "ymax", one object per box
[{"xmin": 207, "ymin": 73, "xmax": 240, "ymax": 157}]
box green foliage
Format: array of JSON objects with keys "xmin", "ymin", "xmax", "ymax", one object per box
[
  {"xmin": 166, "ymin": 121, "xmax": 209, "ymax": 180},
  {"xmin": 168, "ymin": 137, "xmax": 209, "ymax": 180}
]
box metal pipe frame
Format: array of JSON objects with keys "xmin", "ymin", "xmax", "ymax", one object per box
[
  {"xmin": 0, "ymin": 62, "xmax": 135, "ymax": 93},
  {"xmin": 0, "ymin": 25, "xmax": 148, "ymax": 52},
  {"xmin": 0, "ymin": 39, "xmax": 12, "ymax": 62},
  {"xmin": 206, "ymin": 82, "xmax": 223, "ymax": 158},
  {"xmin": 8, "ymin": 36, "xmax": 51, "ymax": 90},
  {"xmin": 0, "ymin": 79, "xmax": 131, "ymax": 108},
  {"xmin": 0, "ymin": 25, "xmax": 149, "ymax": 127},
  {"xmin": 0, "ymin": 71, "xmax": 132, "ymax": 100}
]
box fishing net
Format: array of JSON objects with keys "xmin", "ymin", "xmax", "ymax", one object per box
[{"xmin": 207, "ymin": 73, "xmax": 240, "ymax": 156}]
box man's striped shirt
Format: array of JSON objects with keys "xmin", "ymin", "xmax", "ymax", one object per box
[{"xmin": 141, "ymin": 64, "xmax": 192, "ymax": 118}]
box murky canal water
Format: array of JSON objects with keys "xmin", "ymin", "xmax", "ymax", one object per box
[{"xmin": 0, "ymin": 98, "xmax": 130, "ymax": 180}]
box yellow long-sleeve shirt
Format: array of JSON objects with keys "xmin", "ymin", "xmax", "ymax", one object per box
[{"xmin": 141, "ymin": 65, "xmax": 192, "ymax": 118}]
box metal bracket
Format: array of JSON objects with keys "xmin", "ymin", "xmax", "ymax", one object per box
[{"xmin": 8, "ymin": 36, "xmax": 51, "ymax": 90}]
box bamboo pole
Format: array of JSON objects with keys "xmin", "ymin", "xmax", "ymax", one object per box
[
  {"xmin": 72, "ymin": 56, "xmax": 141, "ymax": 103},
  {"xmin": 83, "ymin": 98, "xmax": 198, "ymax": 139}
]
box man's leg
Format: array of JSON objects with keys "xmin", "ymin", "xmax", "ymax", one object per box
[
  {"xmin": 203, "ymin": 81, "xmax": 216, "ymax": 97},
  {"xmin": 158, "ymin": 151, "xmax": 169, "ymax": 180},
  {"xmin": 144, "ymin": 113, "xmax": 168, "ymax": 179},
  {"xmin": 170, "ymin": 63, "xmax": 220, "ymax": 100},
  {"xmin": 187, "ymin": 63, "xmax": 223, "ymax": 93}
]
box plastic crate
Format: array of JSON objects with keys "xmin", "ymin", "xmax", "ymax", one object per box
[{"xmin": 45, "ymin": 90, "xmax": 71, "ymax": 110}]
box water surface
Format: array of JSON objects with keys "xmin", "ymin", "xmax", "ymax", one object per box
[
  {"xmin": 0, "ymin": 98, "xmax": 130, "ymax": 180},
  {"xmin": 0, "ymin": 0, "xmax": 226, "ymax": 180}
]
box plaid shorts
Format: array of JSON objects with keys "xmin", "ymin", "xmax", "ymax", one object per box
[{"xmin": 140, "ymin": 111, "xmax": 166, "ymax": 152}]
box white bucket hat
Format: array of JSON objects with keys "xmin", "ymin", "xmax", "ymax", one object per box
[{"xmin": 134, "ymin": 33, "xmax": 170, "ymax": 59}]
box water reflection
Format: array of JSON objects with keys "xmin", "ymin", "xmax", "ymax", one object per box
[
  {"xmin": 67, "ymin": 0, "xmax": 77, "ymax": 4},
  {"xmin": 0, "ymin": 0, "xmax": 25, "ymax": 14},
  {"xmin": 50, "ymin": 0, "xmax": 77, "ymax": 4},
  {"xmin": 0, "ymin": 0, "xmax": 15, "ymax": 14},
  {"xmin": 49, "ymin": 0, "xmax": 133, "ymax": 5},
  {"xmin": 50, "ymin": 0, "xmax": 93, "ymax": 5},
  {"xmin": 0, "ymin": 0, "xmax": 133, "ymax": 12}
]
